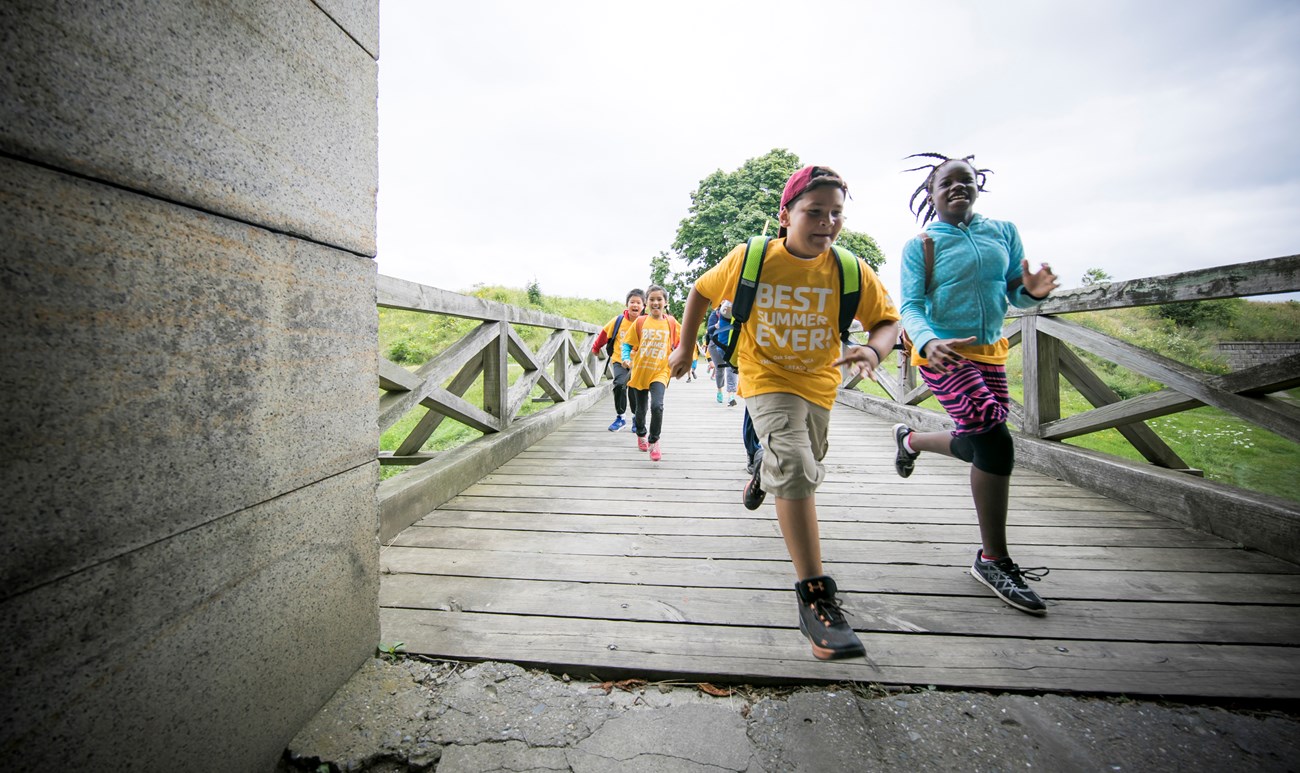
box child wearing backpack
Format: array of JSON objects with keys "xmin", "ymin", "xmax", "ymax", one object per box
[
  {"xmin": 668, "ymin": 166, "xmax": 899, "ymax": 661},
  {"xmin": 893, "ymin": 153, "xmax": 1059, "ymax": 615},
  {"xmin": 706, "ymin": 303, "xmax": 739, "ymax": 406},
  {"xmin": 590, "ymin": 288, "xmax": 645, "ymax": 432},
  {"xmin": 623, "ymin": 285, "xmax": 680, "ymax": 462}
]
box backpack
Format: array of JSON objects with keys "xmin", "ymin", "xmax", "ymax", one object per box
[
  {"xmin": 710, "ymin": 236, "xmax": 862, "ymax": 371},
  {"xmin": 899, "ymin": 232, "xmax": 935, "ymax": 360},
  {"xmin": 603, "ymin": 314, "xmax": 625, "ymax": 357}
]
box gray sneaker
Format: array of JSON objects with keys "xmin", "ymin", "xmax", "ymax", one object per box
[{"xmin": 970, "ymin": 550, "xmax": 1049, "ymax": 615}]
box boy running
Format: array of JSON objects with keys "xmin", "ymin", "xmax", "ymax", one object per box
[{"xmin": 669, "ymin": 166, "xmax": 899, "ymax": 660}]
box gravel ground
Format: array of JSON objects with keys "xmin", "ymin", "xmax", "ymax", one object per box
[{"xmin": 280, "ymin": 657, "xmax": 1300, "ymax": 772}]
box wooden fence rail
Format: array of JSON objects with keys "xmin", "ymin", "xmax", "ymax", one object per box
[
  {"xmin": 841, "ymin": 254, "xmax": 1300, "ymax": 562},
  {"xmin": 374, "ymin": 275, "xmax": 615, "ymax": 539}
]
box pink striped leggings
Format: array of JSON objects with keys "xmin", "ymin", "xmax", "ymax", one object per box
[{"xmin": 919, "ymin": 360, "xmax": 1009, "ymax": 436}]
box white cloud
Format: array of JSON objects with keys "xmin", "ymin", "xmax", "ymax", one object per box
[{"xmin": 376, "ymin": 0, "xmax": 1300, "ymax": 302}]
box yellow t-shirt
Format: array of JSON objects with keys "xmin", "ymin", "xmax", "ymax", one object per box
[
  {"xmin": 625, "ymin": 314, "xmax": 680, "ymax": 390},
  {"xmin": 695, "ymin": 239, "xmax": 899, "ymax": 409},
  {"xmin": 911, "ymin": 338, "xmax": 1010, "ymax": 368}
]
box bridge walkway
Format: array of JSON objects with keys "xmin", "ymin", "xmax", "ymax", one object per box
[{"xmin": 379, "ymin": 379, "xmax": 1300, "ymax": 699}]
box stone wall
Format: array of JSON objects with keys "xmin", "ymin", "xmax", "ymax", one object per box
[
  {"xmin": 0, "ymin": 2, "xmax": 381, "ymax": 769},
  {"xmin": 1216, "ymin": 342, "xmax": 1300, "ymax": 371}
]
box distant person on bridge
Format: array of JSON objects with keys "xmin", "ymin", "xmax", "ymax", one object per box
[
  {"xmin": 669, "ymin": 165, "xmax": 900, "ymax": 662},
  {"xmin": 892, "ymin": 153, "xmax": 1060, "ymax": 616},
  {"xmin": 706, "ymin": 302, "xmax": 739, "ymax": 406},
  {"xmin": 591, "ymin": 288, "xmax": 645, "ymax": 433},
  {"xmin": 623, "ymin": 285, "xmax": 680, "ymax": 462}
]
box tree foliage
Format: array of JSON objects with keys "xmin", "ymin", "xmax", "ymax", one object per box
[
  {"xmin": 664, "ymin": 149, "xmax": 887, "ymax": 297},
  {"xmin": 1081, "ymin": 267, "xmax": 1112, "ymax": 286},
  {"xmin": 671, "ymin": 148, "xmax": 802, "ymax": 286},
  {"xmin": 835, "ymin": 230, "xmax": 885, "ymax": 272}
]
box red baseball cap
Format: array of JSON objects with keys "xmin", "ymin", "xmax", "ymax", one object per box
[{"xmin": 777, "ymin": 166, "xmax": 846, "ymax": 237}]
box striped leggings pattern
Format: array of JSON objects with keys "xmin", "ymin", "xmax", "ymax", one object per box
[{"xmin": 920, "ymin": 360, "xmax": 1009, "ymax": 436}]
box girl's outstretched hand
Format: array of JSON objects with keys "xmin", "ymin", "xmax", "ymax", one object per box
[
  {"xmin": 1021, "ymin": 259, "xmax": 1060, "ymax": 299},
  {"xmin": 922, "ymin": 337, "xmax": 976, "ymax": 373}
]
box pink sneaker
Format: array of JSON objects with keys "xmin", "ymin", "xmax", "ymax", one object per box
[
  {"xmin": 637, "ymin": 436, "xmax": 649, "ymax": 452},
  {"xmin": 649, "ymin": 442, "xmax": 662, "ymax": 461}
]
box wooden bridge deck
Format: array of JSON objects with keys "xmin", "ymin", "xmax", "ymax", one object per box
[{"xmin": 379, "ymin": 379, "xmax": 1300, "ymax": 699}]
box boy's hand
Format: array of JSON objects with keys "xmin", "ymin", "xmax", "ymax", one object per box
[
  {"xmin": 922, "ymin": 337, "xmax": 977, "ymax": 373},
  {"xmin": 1021, "ymin": 259, "xmax": 1059, "ymax": 299},
  {"xmin": 668, "ymin": 346, "xmax": 692, "ymax": 379},
  {"xmin": 833, "ymin": 346, "xmax": 882, "ymax": 380}
]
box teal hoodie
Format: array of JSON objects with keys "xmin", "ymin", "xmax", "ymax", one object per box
[{"xmin": 898, "ymin": 214, "xmax": 1042, "ymax": 356}]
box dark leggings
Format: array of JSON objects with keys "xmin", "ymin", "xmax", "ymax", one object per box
[
  {"xmin": 611, "ymin": 363, "xmax": 631, "ymax": 415},
  {"xmin": 630, "ymin": 381, "xmax": 666, "ymax": 443}
]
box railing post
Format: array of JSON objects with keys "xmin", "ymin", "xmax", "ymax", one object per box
[
  {"xmin": 1021, "ymin": 314, "xmax": 1060, "ymax": 437},
  {"xmin": 483, "ymin": 318, "xmax": 509, "ymax": 424}
]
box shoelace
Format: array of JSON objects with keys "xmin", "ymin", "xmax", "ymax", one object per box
[
  {"xmin": 1001, "ymin": 561, "xmax": 1050, "ymax": 588},
  {"xmin": 811, "ymin": 596, "xmax": 850, "ymax": 626}
]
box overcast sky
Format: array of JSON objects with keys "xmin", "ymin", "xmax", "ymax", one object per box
[{"xmin": 376, "ymin": 0, "xmax": 1300, "ymax": 304}]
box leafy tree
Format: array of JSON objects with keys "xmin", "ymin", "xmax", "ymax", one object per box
[
  {"xmin": 649, "ymin": 251, "xmax": 686, "ymax": 318},
  {"xmin": 671, "ymin": 148, "xmax": 803, "ymax": 286},
  {"xmin": 1081, "ymin": 267, "xmax": 1112, "ymax": 286},
  {"xmin": 835, "ymin": 230, "xmax": 885, "ymax": 273},
  {"xmin": 665, "ymin": 149, "xmax": 888, "ymax": 294},
  {"xmin": 526, "ymin": 278, "xmax": 543, "ymax": 306}
]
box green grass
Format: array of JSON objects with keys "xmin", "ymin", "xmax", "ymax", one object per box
[{"xmin": 860, "ymin": 300, "xmax": 1300, "ymax": 503}]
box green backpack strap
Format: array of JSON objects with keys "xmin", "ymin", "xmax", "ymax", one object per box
[
  {"xmin": 831, "ymin": 245, "xmax": 862, "ymax": 343},
  {"xmin": 730, "ymin": 236, "xmax": 770, "ymax": 323}
]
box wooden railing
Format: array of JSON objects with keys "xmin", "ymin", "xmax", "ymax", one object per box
[
  {"xmin": 839, "ymin": 254, "xmax": 1300, "ymax": 562},
  {"xmin": 376, "ymin": 274, "xmax": 610, "ymax": 466}
]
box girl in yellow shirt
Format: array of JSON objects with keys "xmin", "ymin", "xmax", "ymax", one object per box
[{"xmin": 622, "ymin": 285, "xmax": 680, "ymax": 462}]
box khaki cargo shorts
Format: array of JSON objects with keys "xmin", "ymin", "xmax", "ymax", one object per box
[{"xmin": 746, "ymin": 391, "xmax": 830, "ymax": 500}]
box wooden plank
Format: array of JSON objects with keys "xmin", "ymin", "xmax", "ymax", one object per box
[
  {"xmin": 1006, "ymin": 255, "xmax": 1300, "ymax": 314},
  {"xmin": 381, "ymin": 608, "xmax": 1300, "ymax": 697},
  {"xmin": 1014, "ymin": 435, "xmax": 1300, "ymax": 564},
  {"xmin": 409, "ymin": 511, "xmax": 1226, "ymax": 548},
  {"xmin": 1038, "ymin": 315, "xmax": 1300, "ymax": 443},
  {"xmin": 387, "ymin": 527, "xmax": 1292, "ymax": 573},
  {"xmin": 1021, "ymin": 315, "xmax": 1061, "ymax": 435},
  {"xmin": 1056, "ymin": 344, "xmax": 1189, "ymax": 469},
  {"xmin": 380, "ymin": 575, "xmax": 1300, "ymax": 645},
  {"xmin": 449, "ymin": 486, "xmax": 1144, "ymax": 514},
  {"xmin": 435, "ymin": 498, "xmax": 1176, "ymax": 528},
  {"xmin": 378, "ymin": 322, "xmax": 498, "ymax": 430},
  {"xmin": 394, "ymin": 350, "xmax": 485, "ymax": 456},
  {"xmin": 380, "ymin": 547, "xmax": 1300, "ymax": 604},
  {"xmin": 378, "ymin": 273, "xmax": 601, "ymax": 332},
  {"xmin": 1041, "ymin": 353, "xmax": 1300, "ymax": 440}
]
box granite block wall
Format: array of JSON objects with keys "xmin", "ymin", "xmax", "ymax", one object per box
[{"xmin": 0, "ymin": 1, "xmax": 381, "ymax": 769}]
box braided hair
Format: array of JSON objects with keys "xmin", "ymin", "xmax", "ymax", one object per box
[{"xmin": 904, "ymin": 153, "xmax": 992, "ymax": 224}]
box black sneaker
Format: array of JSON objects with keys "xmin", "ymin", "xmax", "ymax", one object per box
[
  {"xmin": 795, "ymin": 576, "xmax": 865, "ymax": 661},
  {"xmin": 743, "ymin": 448, "xmax": 766, "ymax": 510},
  {"xmin": 892, "ymin": 423, "xmax": 918, "ymax": 478},
  {"xmin": 970, "ymin": 550, "xmax": 1049, "ymax": 615}
]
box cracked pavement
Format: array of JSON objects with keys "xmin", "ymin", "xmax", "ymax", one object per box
[{"xmin": 280, "ymin": 658, "xmax": 1300, "ymax": 772}]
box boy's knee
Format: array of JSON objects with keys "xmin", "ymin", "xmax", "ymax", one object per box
[{"xmin": 965, "ymin": 423, "xmax": 1014, "ymax": 475}]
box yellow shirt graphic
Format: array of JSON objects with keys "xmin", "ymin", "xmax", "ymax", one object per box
[
  {"xmin": 695, "ymin": 239, "xmax": 899, "ymax": 409},
  {"xmin": 625, "ymin": 315, "xmax": 679, "ymax": 390}
]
